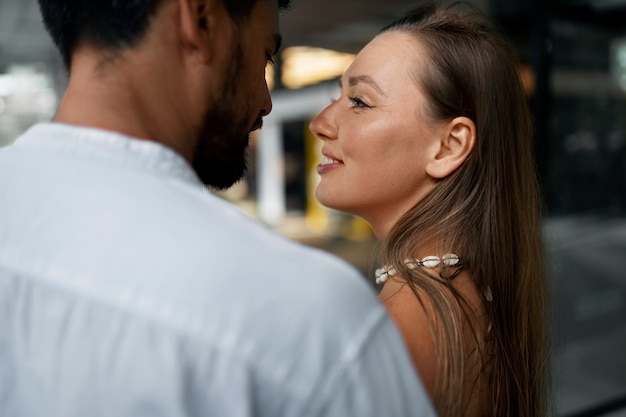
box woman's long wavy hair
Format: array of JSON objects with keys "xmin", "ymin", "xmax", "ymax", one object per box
[{"xmin": 379, "ymin": 3, "xmax": 552, "ymax": 416}]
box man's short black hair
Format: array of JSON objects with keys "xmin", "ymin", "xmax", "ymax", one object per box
[
  {"xmin": 222, "ymin": 0, "xmax": 291, "ymax": 22},
  {"xmin": 37, "ymin": 0, "xmax": 292, "ymax": 68}
]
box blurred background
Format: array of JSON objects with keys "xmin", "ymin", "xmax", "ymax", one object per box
[{"xmin": 1, "ymin": 0, "xmax": 626, "ymax": 415}]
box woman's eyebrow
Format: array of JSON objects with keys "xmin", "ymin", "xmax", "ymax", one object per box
[{"xmin": 339, "ymin": 75, "xmax": 387, "ymax": 97}]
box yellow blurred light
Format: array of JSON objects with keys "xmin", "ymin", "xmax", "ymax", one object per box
[{"xmin": 281, "ymin": 47, "xmax": 355, "ymax": 90}]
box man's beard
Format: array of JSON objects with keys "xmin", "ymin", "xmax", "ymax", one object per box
[{"xmin": 192, "ymin": 42, "xmax": 261, "ymax": 190}]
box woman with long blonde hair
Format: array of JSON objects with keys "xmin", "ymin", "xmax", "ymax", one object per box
[{"xmin": 309, "ymin": 3, "xmax": 552, "ymax": 416}]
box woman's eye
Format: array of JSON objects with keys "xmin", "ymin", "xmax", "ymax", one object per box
[{"xmin": 348, "ymin": 96, "xmax": 369, "ymax": 108}]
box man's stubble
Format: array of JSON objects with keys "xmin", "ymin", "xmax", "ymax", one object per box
[{"xmin": 192, "ymin": 41, "xmax": 262, "ymax": 190}]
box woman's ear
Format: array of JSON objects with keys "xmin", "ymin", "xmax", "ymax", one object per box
[{"xmin": 426, "ymin": 116, "xmax": 476, "ymax": 179}]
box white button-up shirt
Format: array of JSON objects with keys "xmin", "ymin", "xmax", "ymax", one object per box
[{"xmin": 0, "ymin": 123, "xmax": 435, "ymax": 417}]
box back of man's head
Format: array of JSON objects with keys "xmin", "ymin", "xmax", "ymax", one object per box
[{"xmin": 37, "ymin": 0, "xmax": 291, "ymax": 68}]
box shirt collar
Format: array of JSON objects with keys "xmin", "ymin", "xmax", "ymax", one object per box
[{"xmin": 16, "ymin": 123, "xmax": 202, "ymax": 186}]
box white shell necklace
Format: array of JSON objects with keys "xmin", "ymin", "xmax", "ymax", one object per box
[{"xmin": 375, "ymin": 253, "xmax": 461, "ymax": 284}]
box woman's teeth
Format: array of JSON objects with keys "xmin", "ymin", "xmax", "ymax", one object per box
[{"xmin": 321, "ymin": 156, "xmax": 340, "ymax": 165}]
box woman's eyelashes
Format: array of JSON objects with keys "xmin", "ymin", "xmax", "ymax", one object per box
[
  {"xmin": 348, "ymin": 96, "xmax": 370, "ymax": 109},
  {"xmin": 329, "ymin": 93, "xmax": 372, "ymax": 108}
]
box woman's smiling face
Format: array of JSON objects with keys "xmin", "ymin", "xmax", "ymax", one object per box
[{"xmin": 309, "ymin": 31, "xmax": 447, "ymax": 237}]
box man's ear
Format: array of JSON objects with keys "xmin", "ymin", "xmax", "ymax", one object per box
[
  {"xmin": 426, "ymin": 116, "xmax": 476, "ymax": 179},
  {"xmin": 178, "ymin": 0, "xmax": 226, "ymax": 63}
]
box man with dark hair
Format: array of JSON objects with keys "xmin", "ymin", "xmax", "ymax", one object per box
[{"xmin": 0, "ymin": 1, "xmax": 434, "ymax": 416}]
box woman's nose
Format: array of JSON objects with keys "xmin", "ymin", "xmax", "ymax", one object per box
[{"xmin": 309, "ymin": 104, "xmax": 336, "ymax": 141}]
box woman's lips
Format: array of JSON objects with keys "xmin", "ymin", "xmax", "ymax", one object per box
[{"xmin": 317, "ymin": 155, "xmax": 343, "ymax": 174}]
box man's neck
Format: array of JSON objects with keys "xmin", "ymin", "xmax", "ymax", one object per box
[{"xmin": 53, "ymin": 47, "xmax": 196, "ymax": 163}]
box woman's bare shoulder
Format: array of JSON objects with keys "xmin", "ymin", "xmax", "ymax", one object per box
[
  {"xmin": 378, "ymin": 278, "xmax": 439, "ymax": 392},
  {"xmin": 378, "ymin": 272, "xmax": 489, "ymax": 415}
]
